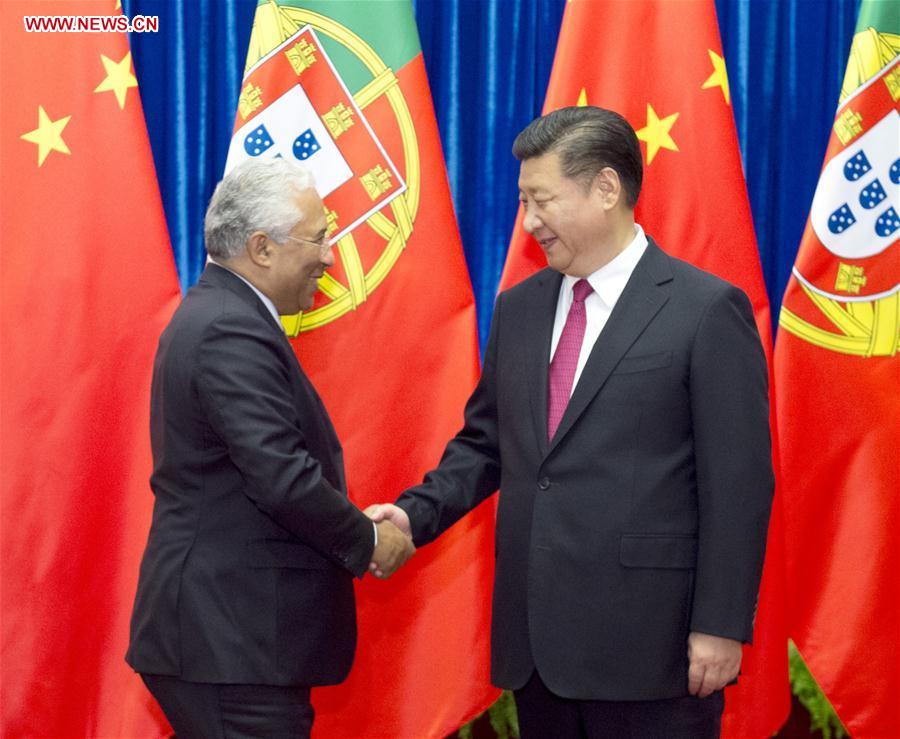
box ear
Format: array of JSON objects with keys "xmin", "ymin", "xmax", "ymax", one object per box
[
  {"xmin": 245, "ymin": 231, "xmax": 271, "ymax": 267},
  {"xmin": 593, "ymin": 167, "xmax": 622, "ymax": 209}
]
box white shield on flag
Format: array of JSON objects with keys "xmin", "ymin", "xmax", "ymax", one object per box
[
  {"xmin": 809, "ymin": 110, "xmax": 899, "ymax": 261},
  {"xmin": 225, "ymin": 85, "xmax": 353, "ymax": 197}
]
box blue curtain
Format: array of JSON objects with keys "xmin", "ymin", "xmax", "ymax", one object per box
[
  {"xmin": 126, "ymin": 0, "xmax": 860, "ymax": 347},
  {"xmin": 125, "ymin": 0, "xmax": 256, "ymax": 289},
  {"xmin": 413, "ymin": 0, "xmax": 567, "ymax": 343},
  {"xmin": 716, "ymin": 0, "xmax": 860, "ymax": 320}
]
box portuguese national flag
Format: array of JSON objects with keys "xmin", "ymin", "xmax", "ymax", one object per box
[
  {"xmin": 777, "ymin": 1, "xmax": 899, "ymax": 734},
  {"xmin": 502, "ymin": 1, "xmax": 790, "ymax": 736},
  {"xmin": 0, "ymin": 2, "xmax": 180, "ymax": 736},
  {"xmin": 224, "ymin": 2, "xmax": 498, "ymax": 737}
]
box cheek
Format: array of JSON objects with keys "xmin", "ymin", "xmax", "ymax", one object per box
[
  {"xmin": 293, "ymin": 255, "xmax": 314, "ymax": 276},
  {"xmin": 543, "ymin": 208, "xmax": 572, "ymax": 242},
  {"xmin": 561, "ymin": 206, "xmax": 595, "ymax": 241},
  {"xmin": 300, "ymin": 260, "xmax": 320, "ymax": 286}
]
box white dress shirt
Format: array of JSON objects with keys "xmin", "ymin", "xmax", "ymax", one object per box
[{"xmin": 549, "ymin": 224, "xmax": 648, "ymax": 395}]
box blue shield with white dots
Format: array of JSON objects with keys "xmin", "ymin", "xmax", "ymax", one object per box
[
  {"xmin": 843, "ymin": 151, "xmax": 871, "ymax": 181},
  {"xmin": 875, "ymin": 208, "xmax": 899, "ymax": 239},
  {"xmin": 858, "ymin": 179, "xmax": 886, "ymax": 210},
  {"xmin": 292, "ymin": 130, "xmax": 321, "ymax": 161},
  {"xmin": 243, "ymin": 125, "xmax": 274, "ymax": 157},
  {"xmin": 827, "ymin": 204, "xmax": 856, "ymax": 235}
]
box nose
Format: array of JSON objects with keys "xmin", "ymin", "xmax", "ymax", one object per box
[
  {"xmin": 522, "ymin": 205, "xmax": 541, "ymax": 235},
  {"xmin": 321, "ymin": 242, "xmax": 336, "ymax": 268}
]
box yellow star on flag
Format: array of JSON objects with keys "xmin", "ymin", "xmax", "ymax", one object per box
[
  {"xmin": 635, "ymin": 103, "xmax": 679, "ymax": 165},
  {"xmin": 701, "ymin": 49, "xmax": 731, "ymax": 105},
  {"xmin": 94, "ymin": 51, "xmax": 138, "ymax": 109},
  {"xmin": 20, "ymin": 106, "xmax": 72, "ymax": 167},
  {"xmin": 576, "ymin": 88, "xmax": 588, "ymax": 107}
]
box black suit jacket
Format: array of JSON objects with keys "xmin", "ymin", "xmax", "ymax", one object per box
[
  {"xmin": 127, "ymin": 264, "xmax": 374, "ymax": 686},
  {"xmin": 397, "ymin": 239, "xmax": 774, "ymax": 700}
]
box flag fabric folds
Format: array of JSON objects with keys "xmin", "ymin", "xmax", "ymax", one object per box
[
  {"xmin": 226, "ymin": 2, "xmax": 497, "ymax": 736},
  {"xmin": 776, "ymin": 1, "xmax": 899, "ymax": 734},
  {"xmin": 501, "ymin": 1, "xmax": 790, "ymax": 736},
  {"xmin": 0, "ymin": 2, "xmax": 180, "ymax": 736}
]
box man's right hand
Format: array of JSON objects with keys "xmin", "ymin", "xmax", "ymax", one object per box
[
  {"xmin": 365, "ymin": 503, "xmax": 411, "ymax": 536},
  {"xmin": 370, "ymin": 519, "xmax": 414, "ymax": 579}
]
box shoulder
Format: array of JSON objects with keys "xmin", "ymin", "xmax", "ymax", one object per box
[
  {"xmin": 649, "ymin": 241, "xmax": 750, "ymax": 311},
  {"xmin": 161, "ymin": 280, "xmax": 283, "ymax": 369},
  {"xmin": 179, "ymin": 271, "xmax": 275, "ymax": 330}
]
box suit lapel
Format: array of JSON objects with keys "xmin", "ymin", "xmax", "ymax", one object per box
[
  {"xmin": 525, "ymin": 269, "xmax": 563, "ymax": 458},
  {"xmin": 547, "ymin": 241, "xmax": 673, "ymax": 456}
]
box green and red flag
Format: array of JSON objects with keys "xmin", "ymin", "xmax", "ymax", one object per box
[
  {"xmin": 502, "ymin": 1, "xmax": 790, "ymax": 735},
  {"xmin": 776, "ymin": 1, "xmax": 899, "ymax": 733},
  {"xmin": 225, "ymin": 2, "xmax": 497, "ymax": 737},
  {"xmin": 0, "ymin": 1, "xmax": 180, "ymax": 736}
]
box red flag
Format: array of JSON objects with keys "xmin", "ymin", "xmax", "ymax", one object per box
[
  {"xmin": 0, "ymin": 2, "xmax": 180, "ymax": 737},
  {"xmin": 501, "ymin": 1, "xmax": 789, "ymax": 735},
  {"xmin": 776, "ymin": 2, "xmax": 899, "ymax": 733},
  {"xmin": 226, "ymin": 2, "xmax": 498, "ymax": 736}
]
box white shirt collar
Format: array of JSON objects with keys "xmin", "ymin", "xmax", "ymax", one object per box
[
  {"xmin": 209, "ymin": 259, "xmax": 282, "ymax": 328},
  {"xmin": 561, "ymin": 224, "xmax": 648, "ymax": 308}
]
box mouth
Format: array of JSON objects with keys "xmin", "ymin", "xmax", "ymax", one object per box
[{"xmin": 536, "ymin": 235, "xmax": 557, "ymax": 251}]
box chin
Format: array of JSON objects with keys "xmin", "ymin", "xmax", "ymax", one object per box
[
  {"xmin": 544, "ymin": 254, "xmax": 568, "ymax": 274},
  {"xmin": 278, "ymin": 300, "xmax": 303, "ymax": 315}
]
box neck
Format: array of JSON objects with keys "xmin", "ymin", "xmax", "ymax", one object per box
[{"xmin": 569, "ymin": 217, "xmax": 636, "ymax": 277}]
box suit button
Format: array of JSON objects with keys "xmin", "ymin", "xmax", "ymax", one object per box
[{"xmin": 538, "ymin": 477, "xmax": 550, "ymax": 490}]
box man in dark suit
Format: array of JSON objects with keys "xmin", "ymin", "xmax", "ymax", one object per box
[
  {"xmin": 370, "ymin": 107, "xmax": 773, "ymax": 737},
  {"xmin": 126, "ymin": 158, "xmax": 414, "ymax": 738}
]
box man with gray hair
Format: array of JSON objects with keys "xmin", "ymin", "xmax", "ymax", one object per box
[{"xmin": 127, "ymin": 158, "xmax": 414, "ymax": 737}]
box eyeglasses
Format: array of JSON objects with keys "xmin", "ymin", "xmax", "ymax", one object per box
[{"xmin": 283, "ymin": 233, "xmax": 332, "ymax": 258}]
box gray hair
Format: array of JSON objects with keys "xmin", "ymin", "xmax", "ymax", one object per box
[
  {"xmin": 512, "ymin": 106, "xmax": 643, "ymax": 208},
  {"xmin": 204, "ymin": 158, "xmax": 316, "ymax": 259}
]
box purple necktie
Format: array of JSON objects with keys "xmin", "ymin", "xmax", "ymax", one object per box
[{"xmin": 548, "ymin": 279, "xmax": 593, "ymax": 441}]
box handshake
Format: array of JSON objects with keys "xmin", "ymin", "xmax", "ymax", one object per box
[{"xmin": 365, "ymin": 504, "xmax": 414, "ymax": 579}]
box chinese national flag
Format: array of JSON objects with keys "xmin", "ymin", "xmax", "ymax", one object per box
[
  {"xmin": 0, "ymin": 2, "xmax": 180, "ymax": 737},
  {"xmin": 502, "ymin": 1, "xmax": 790, "ymax": 736},
  {"xmin": 776, "ymin": 0, "xmax": 899, "ymax": 733},
  {"xmin": 227, "ymin": 2, "xmax": 497, "ymax": 737}
]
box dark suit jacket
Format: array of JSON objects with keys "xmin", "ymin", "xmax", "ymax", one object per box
[
  {"xmin": 127, "ymin": 263, "xmax": 374, "ymax": 687},
  {"xmin": 397, "ymin": 239, "xmax": 774, "ymax": 701}
]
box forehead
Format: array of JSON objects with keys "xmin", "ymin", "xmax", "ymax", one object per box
[
  {"xmin": 517, "ymin": 151, "xmax": 567, "ymax": 192},
  {"xmin": 292, "ymin": 187, "xmax": 326, "ymax": 227}
]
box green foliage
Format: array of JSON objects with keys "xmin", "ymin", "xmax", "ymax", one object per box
[
  {"xmin": 789, "ymin": 641, "xmax": 849, "ymax": 739},
  {"xmin": 488, "ymin": 691, "xmax": 519, "ymax": 739},
  {"xmin": 458, "ymin": 690, "xmax": 519, "ymax": 739}
]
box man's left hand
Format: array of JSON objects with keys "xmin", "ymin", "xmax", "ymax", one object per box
[{"xmin": 687, "ymin": 632, "xmax": 742, "ymax": 698}]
